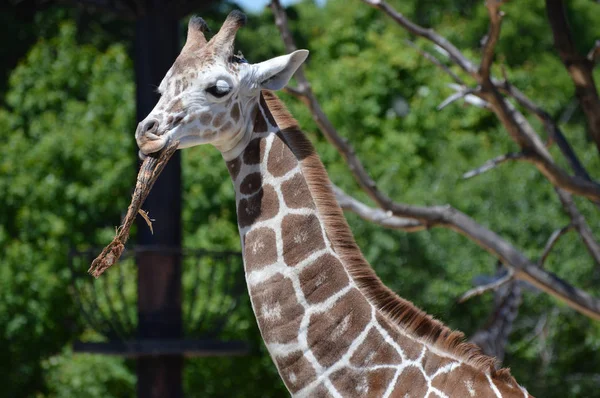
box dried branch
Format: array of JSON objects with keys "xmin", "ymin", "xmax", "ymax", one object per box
[
  {"xmin": 555, "ymin": 189, "xmax": 600, "ymax": 265},
  {"xmin": 499, "ymin": 83, "xmax": 594, "ymax": 182},
  {"xmin": 462, "ymin": 152, "xmax": 525, "ymax": 180},
  {"xmin": 459, "ymin": 268, "xmax": 514, "ymax": 303},
  {"xmin": 88, "ymin": 140, "xmax": 179, "ymax": 278},
  {"xmin": 332, "ymin": 185, "xmax": 425, "ymax": 232},
  {"xmin": 546, "ymin": 0, "xmax": 600, "ymax": 154},
  {"xmin": 480, "ymin": 0, "xmax": 505, "ymax": 81},
  {"xmin": 404, "ymin": 40, "xmax": 465, "ymax": 86},
  {"xmin": 539, "ymin": 224, "xmax": 573, "ymax": 267},
  {"xmin": 470, "ymin": 272, "xmax": 522, "ymax": 364},
  {"xmin": 365, "ymin": 0, "xmax": 600, "ymax": 202},
  {"xmin": 271, "ymin": 0, "xmax": 600, "ymax": 319},
  {"xmin": 359, "ymin": 0, "xmax": 478, "ymax": 77},
  {"xmin": 437, "ymin": 85, "xmax": 485, "ymax": 110}
]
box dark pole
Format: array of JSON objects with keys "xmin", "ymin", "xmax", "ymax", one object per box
[{"xmin": 134, "ymin": 9, "xmax": 183, "ymax": 398}]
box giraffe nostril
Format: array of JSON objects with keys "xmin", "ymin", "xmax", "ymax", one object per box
[{"xmin": 143, "ymin": 119, "xmax": 159, "ymax": 134}]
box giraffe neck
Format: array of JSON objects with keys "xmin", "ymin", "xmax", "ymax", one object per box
[{"xmin": 225, "ymin": 92, "xmax": 530, "ymax": 397}]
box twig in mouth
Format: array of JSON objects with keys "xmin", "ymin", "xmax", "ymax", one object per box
[{"xmin": 88, "ymin": 140, "xmax": 179, "ymax": 278}]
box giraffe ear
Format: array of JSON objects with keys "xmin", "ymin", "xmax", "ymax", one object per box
[{"xmin": 254, "ymin": 50, "xmax": 309, "ymax": 91}]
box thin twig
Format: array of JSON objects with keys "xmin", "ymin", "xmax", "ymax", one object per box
[
  {"xmin": 539, "ymin": 224, "xmax": 574, "ymax": 267},
  {"xmin": 404, "ymin": 40, "xmax": 465, "ymax": 86},
  {"xmin": 437, "ymin": 86, "xmax": 482, "ymax": 110},
  {"xmin": 554, "ymin": 189, "xmax": 600, "ymax": 266},
  {"xmin": 458, "ymin": 268, "xmax": 515, "ymax": 303},
  {"xmin": 462, "ymin": 152, "xmax": 525, "ymax": 179}
]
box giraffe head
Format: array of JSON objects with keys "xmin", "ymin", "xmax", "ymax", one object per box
[{"xmin": 135, "ymin": 10, "xmax": 308, "ymax": 159}]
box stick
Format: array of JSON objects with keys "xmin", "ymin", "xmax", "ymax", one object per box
[{"xmin": 88, "ymin": 140, "xmax": 179, "ymax": 278}]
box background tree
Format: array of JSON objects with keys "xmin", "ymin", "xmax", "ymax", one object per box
[{"xmin": 0, "ymin": 1, "xmax": 599, "ymax": 397}]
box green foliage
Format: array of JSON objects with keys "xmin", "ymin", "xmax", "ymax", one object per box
[
  {"xmin": 1, "ymin": 0, "xmax": 600, "ymax": 397},
  {"xmin": 0, "ymin": 19, "xmax": 135, "ymax": 397}
]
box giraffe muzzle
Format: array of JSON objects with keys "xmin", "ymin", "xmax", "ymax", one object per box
[{"xmin": 135, "ymin": 117, "xmax": 168, "ymax": 155}]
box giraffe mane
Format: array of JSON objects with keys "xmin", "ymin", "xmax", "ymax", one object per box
[{"xmin": 261, "ymin": 90, "xmax": 518, "ymax": 385}]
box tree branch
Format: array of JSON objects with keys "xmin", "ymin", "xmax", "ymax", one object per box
[
  {"xmin": 360, "ymin": 0, "xmax": 478, "ymax": 77},
  {"xmin": 554, "ymin": 189, "xmax": 600, "ymax": 265},
  {"xmin": 546, "ymin": 0, "xmax": 600, "ymax": 154},
  {"xmin": 365, "ymin": 0, "xmax": 600, "ymax": 202},
  {"xmin": 480, "ymin": 0, "xmax": 505, "ymax": 81},
  {"xmin": 539, "ymin": 224, "xmax": 573, "ymax": 267},
  {"xmin": 459, "ymin": 268, "xmax": 515, "ymax": 303},
  {"xmin": 498, "ymin": 82, "xmax": 594, "ymax": 182},
  {"xmin": 332, "ymin": 185, "xmax": 425, "ymax": 232},
  {"xmin": 404, "ymin": 40, "xmax": 465, "ymax": 86},
  {"xmin": 270, "ymin": 0, "xmax": 600, "ymax": 320},
  {"xmin": 462, "ymin": 152, "xmax": 525, "ymax": 180}
]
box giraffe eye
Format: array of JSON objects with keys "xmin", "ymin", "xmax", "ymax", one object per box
[{"xmin": 206, "ymin": 80, "xmax": 231, "ymax": 98}]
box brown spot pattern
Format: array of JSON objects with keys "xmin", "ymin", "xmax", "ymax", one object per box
[
  {"xmin": 281, "ymin": 173, "xmax": 315, "ymax": 209},
  {"xmin": 330, "ymin": 367, "xmax": 396, "ymax": 397},
  {"xmin": 250, "ymin": 274, "xmax": 304, "ymax": 344},
  {"xmin": 431, "ymin": 368, "xmax": 499, "ymax": 398},
  {"xmin": 299, "ymin": 254, "xmax": 349, "ymax": 304},
  {"xmin": 268, "ymin": 134, "xmax": 298, "ymax": 177},
  {"xmin": 276, "ymin": 350, "xmax": 317, "ymax": 394},
  {"xmin": 349, "ymin": 328, "xmax": 402, "ymax": 367},
  {"xmin": 226, "ymin": 157, "xmax": 241, "ymax": 180},
  {"xmin": 422, "ymin": 354, "xmax": 457, "ymax": 377},
  {"xmin": 166, "ymin": 99, "xmax": 183, "ymax": 114},
  {"xmin": 239, "ymin": 172, "xmax": 262, "ymax": 195},
  {"xmin": 237, "ymin": 185, "xmax": 279, "ymax": 228},
  {"xmin": 376, "ymin": 313, "xmax": 424, "ymax": 361},
  {"xmin": 213, "ymin": 112, "xmax": 225, "ymax": 128},
  {"xmin": 306, "ymin": 289, "xmax": 372, "ymax": 367},
  {"xmin": 309, "ymin": 384, "xmax": 334, "ymax": 398},
  {"xmin": 282, "ymin": 214, "xmax": 325, "ymax": 267},
  {"xmin": 243, "ymin": 227, "xmax": 277, "ymax": 272},
  {"xmin": 200, "ymin": 112, "xmax": 212, "ymax": 125},
  {"xmin": 221, "ymin": 121, "xmax": 233, "ymax": 132},
  {"xmin": 243, "ymin": 137, "xmax": 266, "ymax": 165},
  {"xmin": 231, "ymin": 102, "xmax": 240, "ymax": 122},
  {"xmin": 392, "ymin": 366, "xmax": 429, "ymax": 397}
]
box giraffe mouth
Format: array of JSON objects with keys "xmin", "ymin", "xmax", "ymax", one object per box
[{"xmin": 137, "ymin": 134, "xmax": 168, "ymax": 157}]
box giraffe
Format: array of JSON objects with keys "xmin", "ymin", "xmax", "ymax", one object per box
[{"xmin": 135, "ymin": 11, "xmax": 532, "ymax": 398}]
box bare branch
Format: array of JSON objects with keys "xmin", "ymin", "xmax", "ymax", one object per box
[
  {"xmin": 539, "ymin": 224, "xmax": 573, "ymax": 267},
  {"xmin": 272, "ymin": 0, "xmax": 600, "ymax": 319},
  {"xmin": 499, "ymin": 83, "xmax": 594, "ymax": 182},
  {"xmin": 470, "ymin": 271, "xmax": 522, "ymax": 364},
  {"xmin": 480, "ymin": 0, "xmax": 505, "ymax": 81},
  {"xmin": 555, "ymin": 189, "xmax": 600, "ymax": 265},
  {"xmin": 360, "ymin": 0, "xmax": 478, "ymax": 77},
  {"xmin": 482, "ymin": 86, "xmax": 600, "ymax": 202},
  {"xmin": 438, "ymin": 85, "xmax": 486, "ymax": 110},
  {"xmin": 404, "ymin": 40, "xmax": 465, "ymax": 86},
  {"xmin": 333, "ymin": 185, "xmax": 425, "ymax": 232},
  {"xmin": 462, "ymin": 152, "xmax": 525, "ymax": 180},
  {"xmin": 459, "ymin": 268, "xmax": 515, "ymax": 303},
  {"xmin": 363, "ymin": 0, "xmax": 600, "ymax": 202},
  {"xmin": 546, "ymin": 0, "xmax": 600, "ymax": 154}
]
